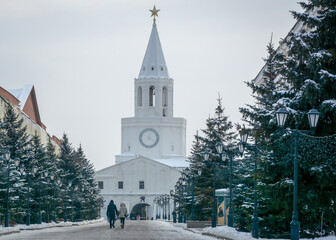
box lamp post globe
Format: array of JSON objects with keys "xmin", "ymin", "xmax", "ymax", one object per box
[
  {"xmin": 215, "ymin": 142, "xmax": 223, "ymax": 154},
  {"xmin": 14, "ymin": 158, "xmax": 20, "ymax": 167},
  {"xmin": 197, "ymin": 168, "xmax": 202, "ymax": 176},
  {"xmin": 276, "ymin": 108, "xmax": 289, "ymax": 127},
  {"xmin": 307, "ymin": 109, "xmax": 320, "ymax": 130},
  {"xmin": 238, "ymin": 142, "xmax": 244, "ymax": 155},
  {"xmin": 221, "ymin": 152, "xmax": 227, "ymax": 161},
  {"xmin": 240, "ymin": 128, "xmax": 249, "ymax": 144},
  {"xmin": 4, "ymin": 150, "xmax": 10, "ymax": 161},
  {"xmin": 19, "ymin": 165, "xmax": 24, "ymax": 174},
  {"xmin": 203, "ymin": 148, "xmax": 210, "ymax": 161}
]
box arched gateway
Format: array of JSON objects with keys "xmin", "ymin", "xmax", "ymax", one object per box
[{"xmin": 130, "ymin": 203, "xmax": 150, "ymax": 220}]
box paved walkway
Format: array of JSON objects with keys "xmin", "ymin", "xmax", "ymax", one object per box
[{"xmin": 0, "ymin": 221, "xmax": 217, "ymax": 240}]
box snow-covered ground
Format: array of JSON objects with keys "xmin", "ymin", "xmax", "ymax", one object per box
[
  {"xmin": 203, "ymin": 226, "xmax": 336, "ymax": 240},
  {"xmin": 0, "ymin": 218, "xmax": 104, "ymax": 236}
]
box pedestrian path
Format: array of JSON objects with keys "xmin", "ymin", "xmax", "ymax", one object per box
[{"xmin": 0, "ymin": 220, "xmax": 217, "ymax": 240}]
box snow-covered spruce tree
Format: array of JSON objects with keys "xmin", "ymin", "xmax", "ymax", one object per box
[
  {"xmin": 239, "ymin": 38, "xmax": 291, "ymax": 237},
  {"xmin": 0, "ymin": 104, "xmax": 33, "ymax": 224},
  {"xmin": 30, "ymin": 134, "xmax": 56, "ymax": 223},
  {"xmin": 75, "ymin": 145, "xmax": 100, "ymax": 220},
  {"xmin": 276, "ymin": 1, "xmax": 336, "ymax": 236},
  {"xmin": 58, "ymin": 133, "xmax": 77, "ymax": 221},
  {"xmin": 45, "ymin": 137, "xmax": 62, "ymax": 222},
  {"xmin": 29, "ymin": 134, "xmax": 47, "ymax": 223},
  {"xmin": 186, "ymin": 131, "xmax": 204, "ymax": 220},
  {"xmin": 240, "ymin": 1, "xmax": 336, "ymax": 237},
  {"xmin": 187, "ymin": 97, "xmax": 236, "ymax": 221}
]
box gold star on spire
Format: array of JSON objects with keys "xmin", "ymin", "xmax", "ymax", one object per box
[{"xmin": 149, "ymin": 5, "xmax": 160, "ymax": 24}]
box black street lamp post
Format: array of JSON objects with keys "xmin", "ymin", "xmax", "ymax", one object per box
[
  {"xmin": 163, "ymin": 197, "xmax": 166, "ymax": 220},
  {"xmin": 189, "ymin": 168, "xmax": 202, "ymax": 221},
  {"xmin": 37, "ymin": 170, "xmax": 49, "ymax": 224},
  {"xmin": 0, "ymin": 151, "xmax": 20, "ymax": 227},
  {"xmin": 177, "ymin": 180, "xmax": 183, "ymax": 223},
  {"xmin": 70, "ymin": 186, "xmax": 78, "ymax": 222},
  {"xmin": 167, "ymin": 195, "xmax": 170, "ymax": 221},
  {"xmin": 203, "ymin": 142, "xmax": 225, "ymax": 228},
  {"xmin": 239, "ymin": 128, "xmax": 259, "ymax": 238},
  {"xmin": 225, "ymin": 150, "xmax": 234, "ymax": 228},
  {"xmin": 170, "ymin": 189, "xmax": 177, "ymax": 223},
  {"xmin": 275, "ymin": 108, "xmax": 320, "ymax": 240},
  {"xmin": 64, "ymin": 181, "xmax": 72, "ymax": 222},
  {"xmin": 50, "ymin": 173, "xmax": 57, "ymax": 222},
  {"xmin": 19, "ymin": 164, "xmax": 38, "ymax": 226}
]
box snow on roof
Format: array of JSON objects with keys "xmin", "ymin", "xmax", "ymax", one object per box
[
  {"xmin": 153, "ymin": 158, "xmax": 189, "ymax": 168},
  {"xmin": 216, "ymin": 188, "xmax": 229, "ymax": 193},
  {"xmin": 8, "ymin": 84, "xmax": 33, "ymax": 110},
  {"xmin": 118, "ymin": 152, "xmax": 137, "ymax": 156}
]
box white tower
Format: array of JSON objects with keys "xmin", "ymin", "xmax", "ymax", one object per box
[{"xmin": 115, "ymin": 8, "xmax": 187, "ymax": 164}]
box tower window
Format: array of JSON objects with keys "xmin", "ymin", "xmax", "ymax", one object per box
[
  {"xmin": 137, "ymin": 87, "xmax": 142, "ymax": 107},
  {"xmin": 151, "ymin": 66, "xmax": 154, "ymax": 71},
  {"xmin": 149, "ymin": 86, "xmax": 156, "ymax": 107},
  {"xmin": 162, "ymin": 86, "xmax": 168, "ymax": 107},
  {"xmin": 118, "ymin": 181, "xmax": 123, "ymax": 189},
  {"xmin": 98, "ymin": 181, "xmax": 104, "ymax": 189},
  {"xmin": 161, "ymin": 66, "xmax": 163, "ymax": 71},
  {"xmin": 139, "ymin": 181, "xmax": 144, "ymax": 189}
]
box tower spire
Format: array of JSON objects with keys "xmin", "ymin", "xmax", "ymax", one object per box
[
  {"xmin": 138, "ymin": 6, "xmax": 169, "ymax": 79},
  {"xmin": 150, "ymin": 5, "xmax": 160, "ymax": 24}
]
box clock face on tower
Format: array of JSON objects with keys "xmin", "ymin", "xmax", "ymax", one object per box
[{"xmin": 139, "ymin": 128, "xmax": 159, "ymax": 148}]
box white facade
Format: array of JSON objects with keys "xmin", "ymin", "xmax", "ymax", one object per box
[
  {"xmin": 95, "ymin": 156, "xmax": 182, "ymax": 219},
  {"xmin": 95, "ymin": 18, "xmax": 188, "ymax": 220}
]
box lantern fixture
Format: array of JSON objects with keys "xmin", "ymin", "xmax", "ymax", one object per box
[
  {"xmin": 215, "ymin": 142, "xmax": 223, "ymax": 154},
  {"xmin": 4, "ymin": 150, "xmax": 10, "ymax": 161},
  {"xmin": 20, "ymin": 165, "xmax": 25, "ymax": 174},
  {"xmin": 203, "ymin": 148, "xmax": 210, "ymax": 161},
  {"xmin": 240, "ymin": 128, "xmax": 249, "ymax": 144},
  {"xmin": 238, "ymin": 141, "xmax": 244, "ymax": 155},
  {"xmin": 307, "ymin": 109, "xmax": 320, "ymax": 130},
  {"xmin": 14, "ymin": 158, "xmax": 20, "ymax": 167},
  {"xmin": 276, "ymin": 108, "xmax": 289, "ymax": 127}
]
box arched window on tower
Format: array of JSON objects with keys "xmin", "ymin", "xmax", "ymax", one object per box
[
  {"xmin": 137, "ymin": 87, "xmax": 142, "ymax": 106},
  {"xmin": 162, "ymin": 87, "xmax": 168, "ymax": 107},
  {"xmin": 149, "ymin": 86, "xmax": 155, "ymax": 107}
]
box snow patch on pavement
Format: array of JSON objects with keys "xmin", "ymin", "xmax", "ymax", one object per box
[
  {"xmin": 203, "ymin": 226, "xmax": 336, "ymax": 240},
  {"xmin": 0, "ymin": 218, "xmax": 104, "ymax": 236}
]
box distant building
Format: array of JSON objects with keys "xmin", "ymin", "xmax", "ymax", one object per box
[
  {"xmin": 0, "ymin": 84, "xmax": 61, "ymax": 152},
  {"xmin": 95, "ymin": 8, "xmax": 188, "ymax": 220}
]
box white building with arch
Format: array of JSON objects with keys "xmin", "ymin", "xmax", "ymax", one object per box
[{"xmin": 95, "ymin": 10, "xmax": 188, "ymax": 220}]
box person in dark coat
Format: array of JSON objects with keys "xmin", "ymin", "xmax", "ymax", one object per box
[{"xmin": 106, "ymin": 200, "xmax": 118, "ymax": 228}]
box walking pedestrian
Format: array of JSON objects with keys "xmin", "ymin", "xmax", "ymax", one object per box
[
  {"xmin": 119, "ymin": 202, "xmax": 128, "ymax": 229},
  {"xmin": 106, "ymin": 200, "xmax": 118, "ymax": 229}
]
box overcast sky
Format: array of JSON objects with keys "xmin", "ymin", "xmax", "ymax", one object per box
[{"xmin": 0, "ymin": 0, "xmax": 303, "ymax": 170}]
